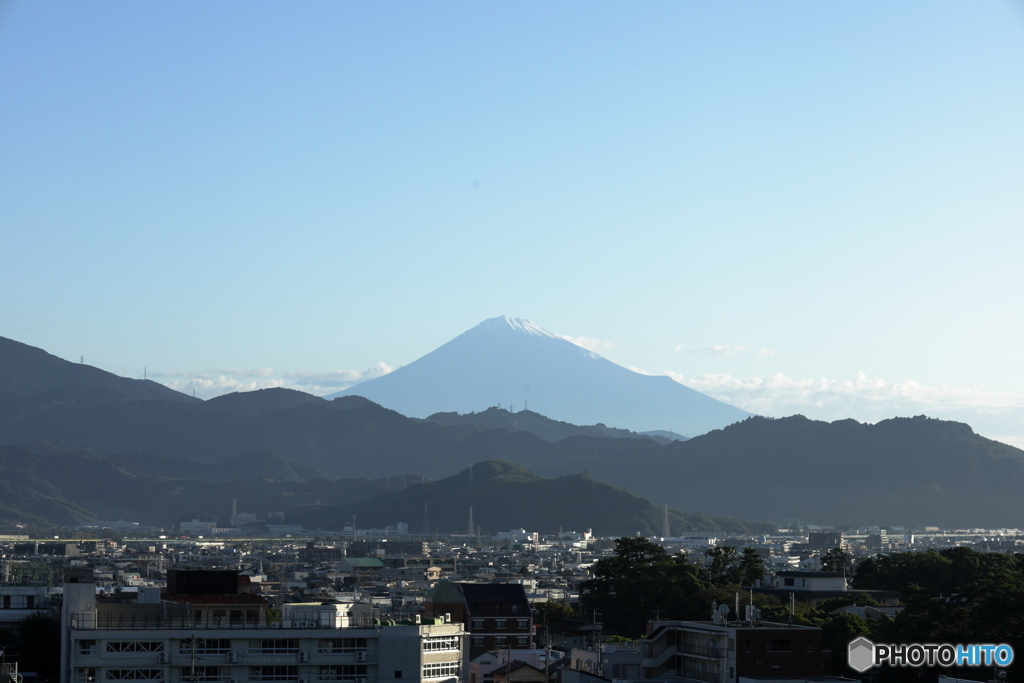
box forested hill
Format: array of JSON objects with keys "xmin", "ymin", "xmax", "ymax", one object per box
[
  {"xmin": 286, "ymin": 460, "xmax": 776, "ymax": 536},
  {"xmin": 0, "ymin": 335, "xmax": 197, "ymax": 403},
  {"xmin": 596, "ymin": 414, "xmax": 1024, "ymax": 529},
  {"xmin": 425, "ymin": 406, "xmax": 671, "ymax": 443}
]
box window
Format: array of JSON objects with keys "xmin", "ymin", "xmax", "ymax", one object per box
[
  {"xmin": 180, "ymin": 668, "xmax": 222, "ymax": 682},
  {"xmin": 395, "ymin": 672, "xmax": 402, "ymax": 678},
  {"xmin": 495, "ymin": 637, "xmax": 507, "ymax": 646},
  {"xmin": 249, "ymin": 667, "xmax": 299, "ymax": 682},
  {"xmin": 26, "ymin": 596, "xmax": 34, "ymax": 609},
  {"xmin": 471, "ymin": 619, "xmax": 484, "ymax": 629},
  {"xmin": 105, "ymin": 642, "xmax": 164, "ymax": 653},
  {"xmin": 423, "ymin": 636, "xmax": 460, "ymax": 652},
  {"xmin": 317, "ymin": 665, "xmax": 367, "ymax": 681},
  {"xmin": 250, "ymin": 639, "xmax": 300, "ymax": 654},
  {"xmin": 517, "ymin": 619, "xmax": 529, "ymax": 629},
  {"xmin": 76, "ymin": 669, "xmax": 96, "ymax": 683},
  {"xmin": 471, "ymin": 637, "xmax": 484, "ymax": 647},
  {"xmin": 745, "ymin": 640, "xmax": 751, "ymax": 652},
  {"xmin": 78, "ymin": 640, "xmax": 96, "ymax": 655},
  {"xmin": 517, "ymin": 637, "xmax": 528, "ymax": 646},
  {"xmin": 766, "ymin": 640, "xmax": 791, "ymax": 652},
  {"xmin": 423, "ymin": 662, "xmax": 460, "ymax": 679},
  {"xmin": 105, "ymin": 672, "xmax": 164, "ymax": 681},
  {"xmin": 783, "ymin": 578, "xmax": 794, "ymax": 586},
  {"xmin": 511, "ymin": 604, "xmax": 520, "ymax": 612},
  {"xmin": 495, "ymin": 619, "xmax": 506, "ymax": 629},
  {"xmin": 729, "ymin": 667, "xmax": 734, "ymax": 679},
  {"xmin": 728, "ymin": 639, "xmax": 735, "ymax": 652},
  {"xmin": 1, "ymin": 595, "xmax": 8, "ymax": 609},
  {"xmin": 319, "ymin": 638, "xmax": 368, "ymax": 653},
  {"xmin": 181, "ymin": 638, "xmax": 232, "ymax": 654}
]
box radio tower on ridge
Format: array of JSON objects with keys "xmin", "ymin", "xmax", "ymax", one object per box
[
  {"xmin": 662, "ymin": 504, "xmax": 670, "ymax": 538},
  {"xmin": 467, "ymin": 506, "xmax": 474, "ymax": 537}
]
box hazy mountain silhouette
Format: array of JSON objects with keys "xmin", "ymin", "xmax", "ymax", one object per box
[
  {"xmin": 326, "ymin": 316, "xmax": 750, "ymax": 435},
  {"xmin": 0, "ymin": 335, "xmax": 198, "ymax": 403},
  {"xmin": 573, "ymin": 415, "xmax": 1024, "ymax": 529},
  {"xmin": 288, "ymin": 460, "xmax": 776, "ymax": 536},
  {"xmin": 425, "ymin": 406, "xmax": 673, "ymax": 443}
]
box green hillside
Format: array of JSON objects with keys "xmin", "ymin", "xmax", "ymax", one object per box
[{"xmin": 287, "ymin": 460, "xmax": 775, "ymax": 536}]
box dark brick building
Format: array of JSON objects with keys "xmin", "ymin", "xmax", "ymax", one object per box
[{"xmin": 425, "ymin": 580, "xmax": 534, "ymax": 653}]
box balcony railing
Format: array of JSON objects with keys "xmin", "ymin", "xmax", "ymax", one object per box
[
  {"xmin": 680, "ymin": 643, "xmax": 725, "ymax": 658},
  {"xmin": 682, "ymin": 668, "xmax": 720, "ymax": 683}
]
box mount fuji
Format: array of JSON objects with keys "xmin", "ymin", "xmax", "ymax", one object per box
[{"xmin": 326, "ymin": 316, "xmax": 751, "ymax": 435}]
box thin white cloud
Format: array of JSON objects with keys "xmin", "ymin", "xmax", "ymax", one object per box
[
  {"xmin": 156, "ymin": 367, "xmax": 276, "ymax": 379},
  {"xmin": 677, "ymin": 344, "xmax": 751, "ymax": 358},
  {"xmin": 151, "ymin": 363, "xmax": 394, "ymax": 399},
  {"xmin": 284, "ymin": 363, "xmax": 394, "ymax": 390},
  {"xmin": 561, "ymin": 335, "xmax": 616, "ymax": 354},
  {"xmin": 757, "ymin": 348, "xmax": 775, "ymax": 357}
]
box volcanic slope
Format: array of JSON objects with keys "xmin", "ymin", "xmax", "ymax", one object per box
[{"xmin": 327, "ymin": 316, "xmax": 750, "ymax": 435}]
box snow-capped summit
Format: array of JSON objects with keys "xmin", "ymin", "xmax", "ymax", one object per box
[
  {"xmin": 326, "ymin": 316, "xmax": 751, "ymax": 435},
  {"xmin": 474, "ymin": 315, "xmax": 561, "ymax": 339}
]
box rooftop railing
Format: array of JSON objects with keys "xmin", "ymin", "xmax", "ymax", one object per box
[{"xmin": 70, "ymin": 611, "xmax": 379, "ymax": 630}]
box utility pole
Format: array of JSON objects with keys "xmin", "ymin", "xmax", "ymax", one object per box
[
  {"xmin": 544, "ymin": 606, "xmax": 552, "ymax": 683},
  {"xmin": 182, "ymin": 634, "xmax": 205, "ymax": 682}
]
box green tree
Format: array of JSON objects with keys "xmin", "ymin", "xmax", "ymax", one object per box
[
  {"xmin": 703, "ymin": 545, "xmax": 739, "ymax": 586},
  {"xmin": 737, "ymin": 547, "xmax": 766, "ymax": 585},
  {"xmin": 580, "ymin": 537, "xmax": 704, "ymax": 637},
  {"xmin": 820, "ymin": 547, "xmax": 849, "ymax": 573},
  {"xmin": 533, "ymin": 601, "xmax": 579, "ymax": 622}
]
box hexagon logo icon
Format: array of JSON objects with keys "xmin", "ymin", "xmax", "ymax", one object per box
[{"xmin": 848, "ymin": 637, "xmax": 875, "ymax": 673}]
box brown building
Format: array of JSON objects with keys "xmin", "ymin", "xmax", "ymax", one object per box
[
  {"xmin": 426, "ymin": 580, "xmax": 534, "ymax": 653},
  {"xmin": 643, "ymin": 617, "xmax": 829, "ymax": 682}
]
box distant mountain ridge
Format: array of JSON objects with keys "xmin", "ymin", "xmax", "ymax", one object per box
[
  {"xmin": 0, "ymin": 443, "xmax": 403, "ymax": 527},
  {"xmin": 327, "ymin": 316, "xmax": 751, "ymax": 435},
  {"xmin": 0, "ymin": 445, "xmax": 775, "ymax": 535},
  {"xmin": 0, "ymin": 335, "xmax": 198, "ymax": 403},
  {"xmin": 288, "ymin": 460, "xmax": 776, "ymax": 536},
  {"xmin": 425, "ymin": 406, "xmax": 673, "ymax": 443}
]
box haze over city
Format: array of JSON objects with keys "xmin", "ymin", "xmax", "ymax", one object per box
[{"xmin": 2, "ymin": 2, "xmax": 1023, "ymax": 443}]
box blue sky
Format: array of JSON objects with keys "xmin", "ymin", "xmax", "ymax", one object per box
[{"xmin": 2, "ymin": 2, "xmax": 1023, "ymax": 441}]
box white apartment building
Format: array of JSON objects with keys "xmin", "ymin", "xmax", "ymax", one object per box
[{"xmin": 60, "ymin": 570, "xmax": 466, "ymax": 683}]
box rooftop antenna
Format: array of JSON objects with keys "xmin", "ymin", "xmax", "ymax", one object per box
[{"xmin": 467, "ymin": 507, "xmax": 475, "ymax": 537}]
